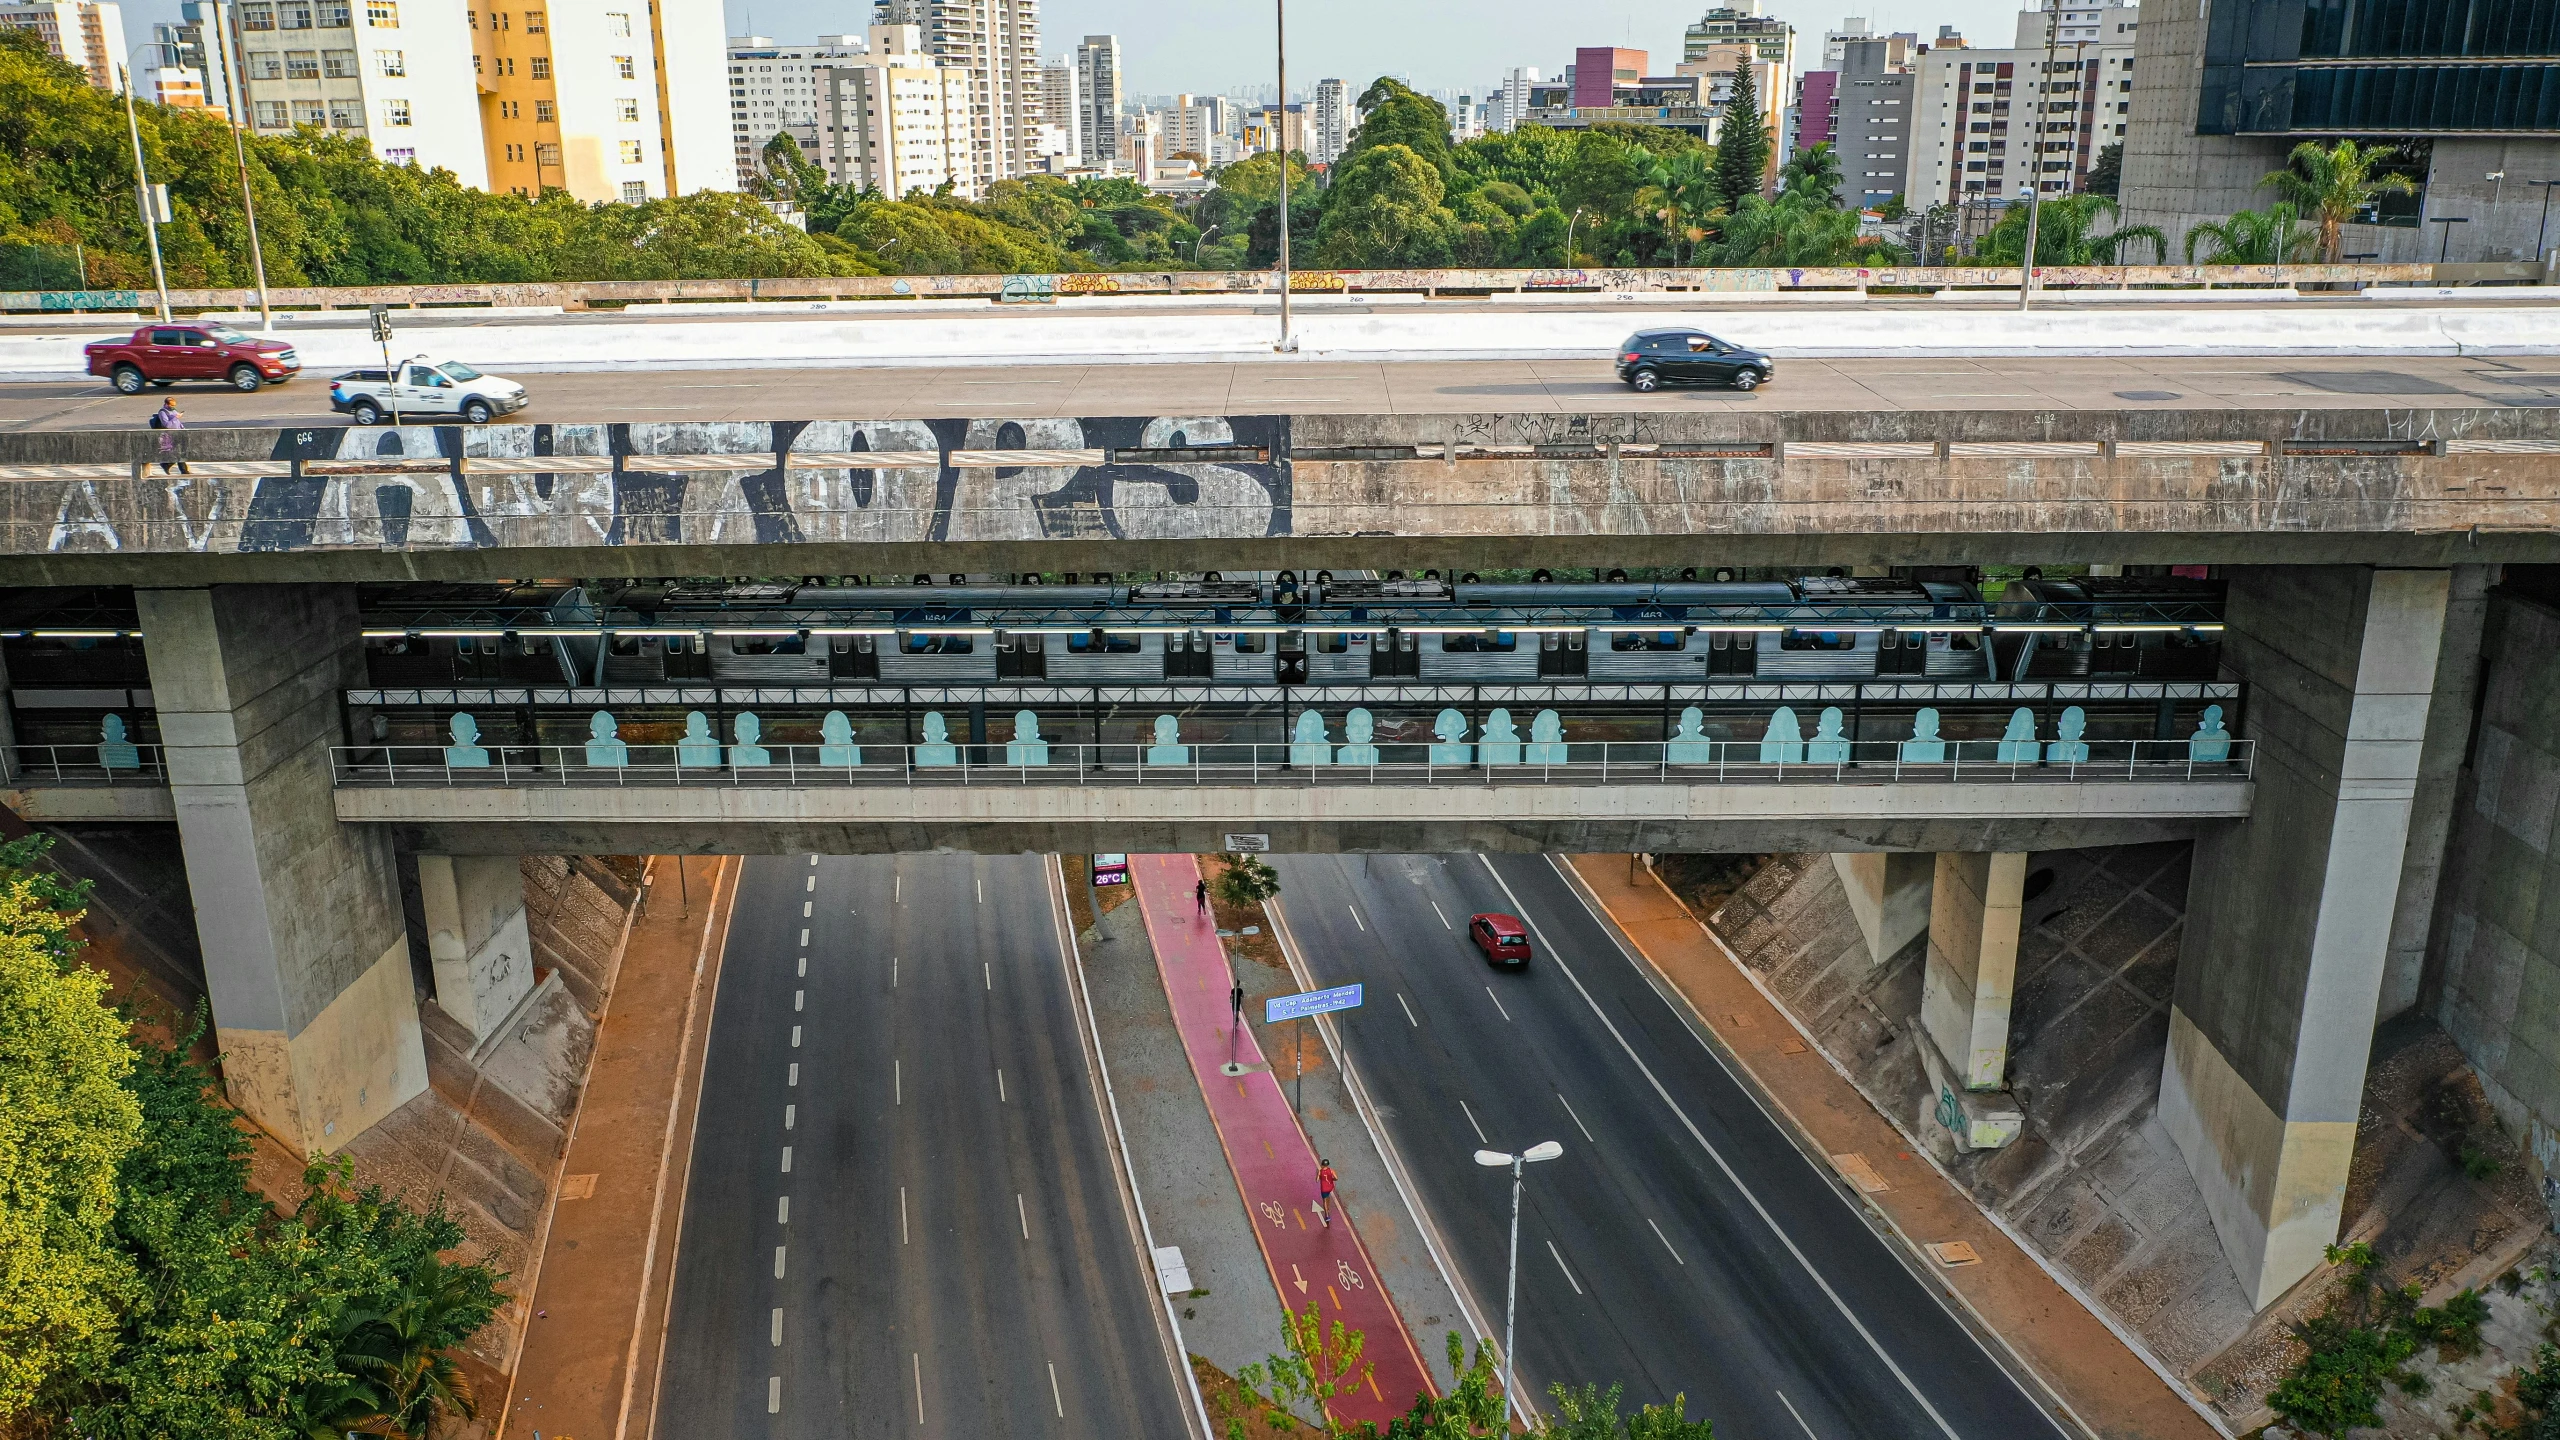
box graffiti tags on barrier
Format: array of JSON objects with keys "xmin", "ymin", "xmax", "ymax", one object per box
[{"xmin": 997, "ymin": 274, "xmax": 1058, "ymax": 304}]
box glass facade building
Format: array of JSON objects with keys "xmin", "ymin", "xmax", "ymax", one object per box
[{"xmin": 2198, "ymin": 0, "xmax": 2560, "ymax": 134}]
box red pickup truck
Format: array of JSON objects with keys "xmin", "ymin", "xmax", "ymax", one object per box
[{"xmin": 85, "ymin": 321, "xmax": 301, "ymax": 394}]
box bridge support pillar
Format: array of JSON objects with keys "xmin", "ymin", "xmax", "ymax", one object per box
[
  {"xmin": 1921, "ymin": 851, "xmax": 2025, "ymax": 1092},
  {"xmin": 413, "ymin": 856, "xmax": 533, "ymax": 1043},
  {"xmin": 1835, "ymin": 851, "xmax": 1933, "ymax": 965},
  {"xmin": 2164, "ymin": 567, "xmax": 2455, "ymax": 1310},
  {"xmin": 136, "ymin": 584, "xmax": 425, "ymax": 1155}
]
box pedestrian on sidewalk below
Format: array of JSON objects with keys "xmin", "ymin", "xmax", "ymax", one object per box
[
  {"xmin": 149, "ymin": 398, "xmax": 188, "ymax": 474},
  {"xmin": 1316, "ymin": 1158, "xmax": 1338, "ymax": 1227},
  {"xmin": 1196, "ymin": 877, "xmax": 1210, "ymax": 914}
]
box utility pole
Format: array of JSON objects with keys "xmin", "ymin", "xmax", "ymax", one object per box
[
  {"xmin": 2017, "ymin": 0, "xmax": 2062, "ymax": 312},
  {"xmin": 119, "ymin": 63, "xmax": 172, "ymax": 322},
  {"xmin": 1272, "ymin": 0, "xmax": 1296, "ymax": 352},
  {"xmin": 205, "ymin": 5, "xmax": 272, "ymax": 327}
]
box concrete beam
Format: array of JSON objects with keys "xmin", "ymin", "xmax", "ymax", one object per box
[
  {"xmin": 0, "ymin": 785, "xmax": 176, "ymax": 823},
  {"xmin": 333, "ymin": 777, "xmax": 2249, "ymax": 857},
  {"xmin": 138, "ymin": 585, "xmax": 425, "ymax": 1155},
  {"xmin": 1834, "ymin": 851, "xmax": 1934, "ymax": 965},
  {"xmin": 412, "ymin": 855, "xmax": 533, "ymax": 1044},
  {"xmin": 1922, "ymin": 852, "xmax": 2027, "ymax": 1090},
  {"xmin": 2163, "ymin": 566, "xmax": 2453, "ymax": 1310}
]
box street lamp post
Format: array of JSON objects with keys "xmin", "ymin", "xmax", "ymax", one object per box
[
  {"xmin": 2016, "ymin": 0, "xmax": 2065, "ymax": 312},
  {"xmin": 116, "ymin": 60, "xmax": 173, "ymax": 322},
  {"xmin": 1272, "ymin": 0, "xmax": 1296, "ymax": 353},
  {"xmin": 1475, "ymin": 1139, "xmax": 1564, "ymax": 1427},
  {"xmin": 199, "ymin": 11, "xmax": 273, "ymax": 328},
  {"xmin": 2527, "ymin": 180, "xmax": 2559, "ymax": 275},
  {"xmin": 1562, "ymin": 206, "xmax": 1586, "ymax": 268},
  {"xmin": 1192, "ymin": 222, "xmax": 1222, "ymax": 260},
  {"xmin": 2432, "ymin": 215, "xmax": 2471, "ymax": 264}
]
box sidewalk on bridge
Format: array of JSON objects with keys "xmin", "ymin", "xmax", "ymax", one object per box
[
  {"xmin": 1130, "ymin": 853, "xmax": 1439, "ymax": 1429},
  {"xmin": 1562, "ymin": 854, "xmax": 2225, "ymax": 1440},
  {"xmin": 496, "ymin": 856, "xmax": 737, "ymax": 1440}
]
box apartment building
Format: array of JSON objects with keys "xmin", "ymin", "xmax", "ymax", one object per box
[
  {"xmin": 0, "ymin": 0, "xmax": 128, "ymax": 89},
  {"xmin": 233, "ymin": 0, "xmax": 484, "ymax": 182},
  {"xmin": 1683, "ymin": 2, "xmax": 1793, "ymax": 75},
  {"xmin": 1833, "ymin": 33, "xmax": 1915, "ymax": 206},
  {"xmin": 1037, "ymin": 56, "xmax": 1078, "ymax": 161},
  {"xmin": 1906, "ymin": 2, "xmax": 2138, "ymax": 205},
  {"xmin": 471, "ymin": 0, "xmax": 728, "ymax": 201},
  {"xmin": 149, "ymin": 1, "xmax": 238, "ymax": 112},
  {"xmin": 816, "ymin": 22, "xmax": 970, "ymax": 196},
  {"xmin": 1073, "ymin": 33, "xmax": 1119, "ymax": 169},
  {"xmin": 729, "ymin": 33, "xmax": 866, "ymax": 180},
  {"xmin": 1492, "ymin": 65, "xmax": 1538, "ymax": 133},
  {"xmin": 1311, "ymin": 76, "xmax": 1349, "ymax": 162},
  {"xmin": 877, "ymin": 0, "xmax": 1041, "ymax": 192}
]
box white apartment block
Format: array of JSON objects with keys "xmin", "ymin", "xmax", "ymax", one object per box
[
  {"xmin": 0, "ymin": 0, "xmax": 128, "ymax": 89},
  {"xmin": 1311, "ymin": 76, "xmax": 1348, "ymax": 160},
  {"xmin": 1037, "ymin": 56, "xmax": 1078, "ymax": 160},
  {"xmin": 876, "ymin": 0, "xmax": 1040, "ymax": 193},
  {"xmin": 149, "ymin": 62, "xmax": 208, "ymax": 103},
  {"xmin": 817, "ymin": 22, "xmax": 970, "ymax": 196},
  {"xmin": 729, "ymin": 33, "xmax": 866, "ymax": 180},
  {"xmin": 1493, "ymin": 66, "xmax": 1538, "ymax": 133},
  {"xmin": 233, "ymin": 0, "xmax": 484, "ymax": 184},
  {"xmin": 1822, "ymin": 16, "xmax": 1870, "ymax": 69},
  {"xmin": 1906, "ymin": 1, "xmax": 2136, "ymax": 205},
  {"xmin": 1073, "ymin": 33, "xmax": 1118, "ymax": 169}
]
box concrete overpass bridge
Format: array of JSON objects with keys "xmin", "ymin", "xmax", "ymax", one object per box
[{"xmin": 0, "ymin": 389, "xmax": 2541, "ymax": 1321}]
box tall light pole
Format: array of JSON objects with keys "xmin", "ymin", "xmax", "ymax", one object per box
[
  {"xmin": 200, "ymin": 4, "xmax": 272, "ymax": 328},
  {"xmin": 2017, "ymin": 0, "xmax": 2064, "ymax": 312},
  {"xmin": 1272, "ymin": 0, "xmax": 1296, "ymax": 352},
  {"xmin": 1475, "ymin": 1139, "xmax": 1563, "ymax": 1427},
  {"xmin": 1563, "ymin": 206, "xmax": 1586, "ymax": 267},
  {"xmin": 117, "ymin": 59, "xmax": 172, "ymax": 322}
]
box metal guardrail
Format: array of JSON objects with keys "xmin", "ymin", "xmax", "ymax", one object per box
[
  {"xmin": 8, "ymin": 743, "xmax": 166, "ymax": 784},
  {"xmin": 327, "ymin": 738, "xmax": 2254, "ymax": 790}
]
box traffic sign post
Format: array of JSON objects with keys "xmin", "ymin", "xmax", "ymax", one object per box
[{"xmin": 1266, "ymin": 984, "xmax": 1362, "ymax": 1115}]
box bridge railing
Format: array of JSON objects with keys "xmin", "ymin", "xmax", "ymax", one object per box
[
  {"xmin": 326, "ymin": 738, "xmax": 2254, "ymax": 790},
  {"xmin": 7, "ymin": 743, "xmax": 167, "ymax": 785}
]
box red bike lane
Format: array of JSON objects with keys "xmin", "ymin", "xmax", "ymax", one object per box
[{"xmin": 1130, "ymin": 853, "xmax": 1437, "ymax": 1428}]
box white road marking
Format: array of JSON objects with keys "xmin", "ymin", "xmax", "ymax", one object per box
[
  {"xmin": 913, "ymin": 1352, "xmax": 924, "ymax": 1425},
  {"xmin": 781, "ymin": 1146, "xmax": 792, "ymax": 1173},
  {"xmin": 771, "ymin": 1308, "xmax": 784, "ymax": 1345},
  {"xmin": 1649, "ymin": 1217, "xmax": 1685, "ymax": 1265},
  {"xmin": 895, "ymin": 1058, "xmax": 902, "ymax": 1104},
  {"xmin": 794, "ymin": 989, "xmax": 804, "ymax": 1012},
  {"xmin": 773, "ymin": 1245, "xmax": 787, "ymax": 1278},
  {"xmin": 783, "ymin": 1103, "xmax": 796, "ymax": 1130},
  {"xmin": 802, "ymin": 900, "xmax": 812, "ymax": 917},
  {"xmin": 1398, "ymin": 992, "xmax": 1419, "ymax": 1027},
  {"xmin": 806, "ymin": 874, "xmax": 816, "ymax": 892},
  {"xmin": 1459, "ymin": 1098, "xmax": 1489, "ymax": 1144},
  {"xmin": 797, "ymin": 956, "xmax": 806, "ymax": 977},
  {"xmin": 977, "ymin": 876, "xmax": 984, "ymax": 903},
  {"xmin": 778, "ymin": 1195, "xmax": 790, "ymax": 1224},
  {"xmin": 1776, "ymin": 1389, "xmax": 1821, "ymax": 1438},
  {"xmin": 1480, "ymin": 855, "xmax": 1970, "ymax": 1440},
  {"xmin": 1557, "ymin": 1092, "xmax": 1596, "ymax": 1144},
  {"xmin": 997, "ymin": 1067, "xmax": 1007, "ymax": 1102},
  {"xmin": 787, "ymin": 1062, "xmax": 799, "ymax": 1086},
  {"xmin": 768, "ymin": 1375, "xmax": 781, "ymax": 1414},
  {"xmin": 1349, "ymin": 905, "xmax": 1366, "ymax": 931},
  {"xmin": 892, "ymin": 956, "xmax": 898, "ymax": 987},
  {"xmin": 1546, "ymin": 1240, "xmax": 1583, "ymax": 1295},
  {"xmin": 809, "ymin": 854, "xmax": 819, "ymax": 865},
  {"xmin": 895, "ymin": 874, "xmax": 902, "ymax": 904},
  {"xmin": 985, "ymin": 961, "xmax": 991, "ymax": 990},
  {"xmin": 1049, "ymin": 1362, "xmax": 1064, "ymax": 1418},
  {"xmin": 1018, "ymin": 1192, "xmax": 1030, "ymax": 1239},
  {"xmin": 790, "ymin": 1025, "xmax": 801, "ymax": 1048},
  {"xmin": 1484, "ymin": 986, "xmax": 1513, "ymax": 1022},
  {"xmin": 1430, "ymin": 900, "xmax": 1451, "ymax": 928},
  {"xmin": 901, "ymin": 1186, "xmax": 909, "ymax": 1244},
  {"xmin": 798, "ymin": 928, "xmax": 809, "ymax": 946}
]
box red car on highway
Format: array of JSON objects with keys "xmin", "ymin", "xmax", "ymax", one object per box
[
  {"xmin": 1469, "ymin": 912, "xmax": 1532, "ymax": 966},
  {"xmin": 85, "ymin": 321, "xmax": 301, "ymax": 394}
]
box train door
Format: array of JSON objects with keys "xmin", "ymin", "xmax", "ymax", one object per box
[
  {"xmin": 1706, "ymin": 631, "xmax": 1756, "ymax": 676},
  {"xmin": 1536, "ymin": 629, "xmax": 1588, "ymax": 678},
  {"xmin": 1370, "ymin": 629, "xmax": 1421, "ymax": 678},
  {"xmin": 831, "ymin": 634, "xmax": 882, "ymax": 682},
  {"xmin": 1163, "ymin": 629, "xmax": 1214, "ymax": 679},
  {"xmin": 1876, "ymin": 628, "xmax": 1928, "ymax": 675},
  {"xmin": 663, "ymin": 633, "xmax": 712, "ymax": 680},
  {"xmin": 997, "ymin": 631, "xmax": 1046, "ymax": 679}
]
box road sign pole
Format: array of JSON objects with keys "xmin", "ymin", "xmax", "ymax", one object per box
[{"xmin": 1294, "ymin": 1016, "xmax": 1304, "ymax": 1116}]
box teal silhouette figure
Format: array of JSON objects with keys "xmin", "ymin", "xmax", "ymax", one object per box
[
  {"xmin": 1807, "ymin": 706, "xmax": 1851, "ymax": 765},
  {"xmin": 819, "ymin": 710, "xmax": 861, "ymax": 766},
  {"xmin": 1006, "ymin": 710, "xmax": 1050, "ymax": 766},
  {"xmin": 915, "ymin": 712, "xmax": 958, "ymax": 766},
  {"xmin": 1146, "ymin": 714, "xmax": 1190, "ymax": 765},
  {"xmin": 444, "ymin": 713, "xmax": 490, "ymax": 768},
  {"xmin": 1900, "ymin": 708, "xmax": 1947, "ymax": 764},
  {"xmin": 584, "ymin": 711, "xmax": 628, "ymax": 768},
  {"xmin": 1758, "ymin": 706, "xmax": 1804, "ymax": 764},
  {"xmin": 1290, "ymin": 710, "xmax": 1333, "ymax": 766},
  {"xmin": 1479, "ymin": 709, "xmax": 1522, "ymax": 766},
  {"xmin": 731, "ymin": 712, "xmax": 771, "ymax": 767},
  {"xmin": 1526, "ymin": 710, "xmax": 1567, "ymax": 764},
  {"xmin": 2046, "ymin": 705, "xmax": 2090, "ymax": 764},
  {"xmin": 1430, "ymin": 708, "xmax": 1472, "ymax": 765},
  {"xmin": 1667, "ymin": 706, "xmax": 1714, "ymax": 764},
  {"xmin": 1339, "ymin": 708, "xmax": 1381, "ymax": 766},
  {"xmin": 1996, "ymin": 707, "xmax": 2039, "ymax": 763},
  {"xmin": 2190, "ymin": 704, "xmax": 2232, "ymax": 763},
  {"xmin": 676, "ymin": 711, "xmax": 722, "ymax": 767},
  {"xmin": 97, "ymin": 714, "xmax": 140, "ymax": 770}
]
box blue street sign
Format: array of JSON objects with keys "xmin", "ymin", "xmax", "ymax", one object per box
[{"xmin": 1266, "ymin": 983, "xmax": 1363, "ymax": 1024}]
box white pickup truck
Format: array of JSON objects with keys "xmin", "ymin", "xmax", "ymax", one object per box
[{"xmin": 328, "ymin": 358, "xmax": 531, "ymax": 425}]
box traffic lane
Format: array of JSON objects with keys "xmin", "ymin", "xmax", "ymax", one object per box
[
  {"xmin": 1273, "ymin": 855, "xmax": 1912, "ymax": 1440},
  {"xmin": 1481, "ymin": 853, "xmax": 2071, "ymax": 1440},
  {"xmin": 1, "ymin": 353, "xmax": 2540, "ymax": 430}
]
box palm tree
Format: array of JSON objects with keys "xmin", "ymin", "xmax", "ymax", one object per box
[
  {"xmin": 1635, "ymin": 149, "xmax": 1721, "ymax": 264},
  {"xmin": 1779, "ymin": 142, "xmax": 1843, "ymax": 205},
  {"xmin": 2262, "ymin": 139, "xmax": 2413, "ymax": 263},
  {"xmin": 2184, "ymin": 202, "xmax": 2316, "ymax": 264},
  {"xmin": 1978, "ymin": 193, "xmax": 2167, "ymax": 265},
  {"xmin": 342, "ymin": 1263, "xmax": 488, "ymax": 1439}
]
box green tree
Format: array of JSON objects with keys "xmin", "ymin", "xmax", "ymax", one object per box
[
  {"xmin": 2084, "ymin": 141, "xmax": 2122, "ymax": 198},
  {"xmin": 1710, "ymin": 191, "xmax": 1902, "ymax": 266},
  {"xmin": 1707, "ymin": 64, "xmax": 1768, "ymax": 210},
  {"xmin": 750, "ymin": 132, "xmax": 827, "ymax": 207},
  {"xmin": 1778, "ymin": 142, "xmax": 1843, "ymax": 205},
  {"xmin": 1540, "ymin": 1382, "xmax": 1715, "ymax": 1439},
  {"xmin": 2261, "ymin": 138, "xmax": 2413, "ymax": 263},
  {"xmin": 1635, "ymin": 149, "xmax": 1721, "ymax": 264},
  {"xmin": 0, "ymin": 877, "xmax": 143, "ymax": 1415},
  {"xmin": 2182, "ymin": 203, "xmax": 2315, "ymax": 264},
  {"xmin": 1312, "ymin": 143, "xmax": 1450, "ymax": 267},
  {"xmin": 1974, "ymin": 193, "xmax": 2166, "ymax": 264},
  {"xmin": 1231, "ymin": 1300, "xmax": 1372, "ymax": 1439},
  {"xmin": 1210, "ymin": 854, "xmax": 1281, "ymax": 909},
  {"xmin": 1346, "ymin": 83, "xmax": 1454, "ymax": 186}
]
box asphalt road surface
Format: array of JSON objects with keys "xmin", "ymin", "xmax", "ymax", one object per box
[
  {"xmin": 3, "ymin": 353, "xmax": 2550, "ymax": 430},
  {"xmin": 1268, "ymin": 852, "xmax": 2074, "ymax": 1440},
  {"xmin": 655, "ymin": 853, "xmax": 1193, "ymax": 1440}
]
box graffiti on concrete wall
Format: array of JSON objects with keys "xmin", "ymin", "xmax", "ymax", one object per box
[{"xmin": 20, "ymin": 415, "xmax": 1291, "ymax": 554}]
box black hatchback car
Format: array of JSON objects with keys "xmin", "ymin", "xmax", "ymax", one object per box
[{"xmin": 1616, "ymin": 329, "xmax": 1774, "ymax": 392}]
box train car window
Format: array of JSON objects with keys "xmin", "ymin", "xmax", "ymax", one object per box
[
  {"xmin": 457, "ymin": 636, "xmax": 478, "ymax": 654},
  {"xmin": 1780, "ymin": 630, "xmax": 1859, "ymax": 651},
  {"xmin": 1610, "ymin": 631, "xmax": 1686, "ymax": 652},
  {"xmin": 729, "ymin": 636, "xmax": 807, "ymax": 656},
  {"xmin": 1066, "ymin": 632, "xmax": 1142, "ymax": 654},
  {"xmin": 1440, "ymin": 632, "xmax": 1520, "ymax": 652},
  {"xmin": 609, "ymin": 636, "xmax": 641, "ymax": 656},
  {"xmin": 1948, "ymin": 632, "xmax": 1979, "ymax": 650},
  {"xmin": 1315, "ymin": 634, "xmax": 1352, "ymax": 654},
  {"xmin": 1224, "ymin": 634, "xmax": 1267, "ymax": 653},
  {"xmin": 904, "ymin": 634, "xmax": 976, "ymax": 655},
  {"xmin": 666, "ymin": 635, "xmax": 691, "ymax": 655}
]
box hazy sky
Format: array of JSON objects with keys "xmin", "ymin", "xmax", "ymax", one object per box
[{"xmin": 721, "ymin": 0, "xmax": 2043, "ymax": 97}]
